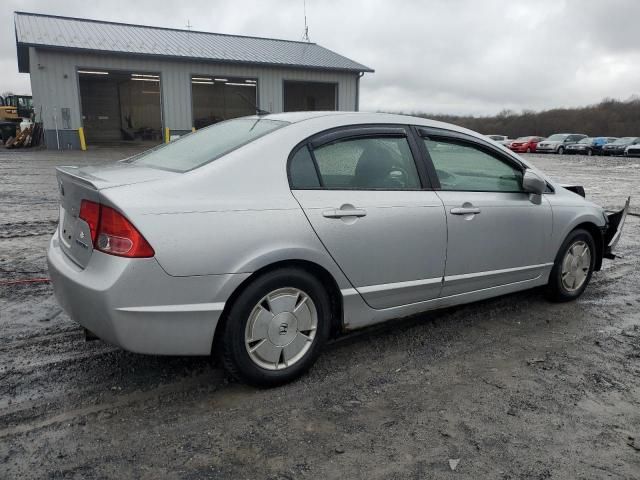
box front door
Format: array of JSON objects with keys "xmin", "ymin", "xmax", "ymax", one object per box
[
  {"xmin": 289, "ymin": 127, "xmax": 447, "ymax": 309},
  {"xmin": 419, "ymin": 133, "xmax": 553, "ymax": 297}
]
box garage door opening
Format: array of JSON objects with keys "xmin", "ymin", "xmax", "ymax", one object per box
[
  {"xmin": 191, "ymin": 76, "xmax": 257, "ymax": 129},
  {"xmin": 283, "ymin": 81, "xmax": 337, "ymax": 112},
  {"xmin": 78, "ymin": 69, "xmax": 163, "ymax": 146}
]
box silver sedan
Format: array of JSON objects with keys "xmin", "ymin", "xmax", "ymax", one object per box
[{"xmin": 48, "ymin": 112, "xmax": 629, "ymax": 386}]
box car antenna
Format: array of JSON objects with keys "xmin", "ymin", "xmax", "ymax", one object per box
[{"xmin": 235, "ymin": 93, "xmax": 270, "ymax": 116}]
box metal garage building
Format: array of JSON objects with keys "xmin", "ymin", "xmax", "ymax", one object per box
[{"xmin": 14, "ymin": 11, "xmax": 373, "ymax": 150}]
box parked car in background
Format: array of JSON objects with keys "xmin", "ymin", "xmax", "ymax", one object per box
[
  {"xmin": 566, "ymin": 138, "xmax": 595, "ymax": 156},
  {"xmin": 486, "ymin": 134, "xmax": 513, "ymax": 146},
  {"xmin": 47, "ymin": 112, "xmax": 629, "ymax": 386},
  {"xmin": 592, "ymin": 137, "xmax": 618, "ymax": 155},
  {"xmin": 602, "ymin": 137, "xmax": 640, "ymax": 156},
  {"xmin": 508, "ymin": 136, "xmax": 545, "ymax": 153},
  {"xmin": 536, "ymin": 133, "xmax": 587, "ymax": 154},
  {"xmin": 624, "ymin": 143, "xmax": 640, "ymax": 157},
  {"xmin": 565, "ymin": 137, "xmax": 617, "ymax": 156}
]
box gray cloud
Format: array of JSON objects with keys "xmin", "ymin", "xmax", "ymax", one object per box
[{"xmin": 3, "ymin": 0, "xmax": 640, "ymax": 115}]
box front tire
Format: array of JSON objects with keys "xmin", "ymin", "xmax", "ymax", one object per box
[
  {"xmin": 221, "ymin": 268, "xmax": 331, "ymax": 387},
  {"xmin": 546, "ymin": 229, "xmax": 596, "ymax": 302},
  {"xmin": 557, "ymin": 146, "xmax": 565, "ymax": 155}
]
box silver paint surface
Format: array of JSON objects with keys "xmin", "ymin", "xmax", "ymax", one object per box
[{"xmin": 48, "ymin": 112, "xmax": 611, "ymax": 354}]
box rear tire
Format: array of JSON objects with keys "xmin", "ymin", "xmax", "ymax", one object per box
[
  {"xmin": 221, "ymin": 268, "xmax": 331, "ymax": 387},
  {"xmin": 587, "ymin": 149, "xmax": 593, "ymax": 156},
  {"xmin": 546, "ymin": 229, "xmax": 596, "ymax": 302},
  {"xmin": 557, "ymin": 146, "xmax": 565, "ymax": 155},
  {"xmin": 526, "ymin": 147, "xmax": 531, "ymax": 153}
]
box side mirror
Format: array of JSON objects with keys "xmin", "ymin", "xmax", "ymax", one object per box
[{"xmin": 522, "ymin": 169, "xmax": 546, "ymax": 195}]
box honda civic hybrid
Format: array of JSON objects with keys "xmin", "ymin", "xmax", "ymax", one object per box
[{"xmin": 48, "ymin": 112, "xmax": 629, "ymax": 386}]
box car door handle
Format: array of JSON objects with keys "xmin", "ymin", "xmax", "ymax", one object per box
[
  {"xmin": 322, "ymin": 208, "xmax": 367, "ymax": 218},
  {"xmin": 450, "ymin": 207, "xmax": 481, "ymax": 215}
]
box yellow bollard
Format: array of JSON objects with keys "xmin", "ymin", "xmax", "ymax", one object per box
[
  {"xmin": 78, "ymin": 127, "xmax": 87, "ymax": 151},
  {"xmin": 165, "ymin": 127, "xmax": 170, "ymax": 144}
]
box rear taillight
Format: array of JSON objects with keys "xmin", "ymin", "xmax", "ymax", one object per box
[
  {"xmin": 79, "ymin": 199, "xmax": 100, "ymax": 243},
  {"xmin": 78, "ymin": 200, "xmax": 154, "ymax": 258}
]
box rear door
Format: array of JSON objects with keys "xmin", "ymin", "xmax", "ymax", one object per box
[
  {"xmin": 289, "ymin": 125, "xmax": 447, "ymax": 309},
  {"xmin": 416, "ymin": 128, "xmax": 553, "ymax": 296}
]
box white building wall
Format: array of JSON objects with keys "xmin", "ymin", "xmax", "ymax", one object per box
[{"xmin": 29, "ymin": 48, "xmax": 359, "ymax": 135}]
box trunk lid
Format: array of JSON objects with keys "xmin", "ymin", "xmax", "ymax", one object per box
[{"xmin": 55, "ymin": 163, "xmax": 176, "ymax": 268}]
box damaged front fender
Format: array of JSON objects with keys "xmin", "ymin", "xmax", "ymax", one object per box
[{"xmin": 604, "ymin": 196, "xmax": 630, "ymax": 259}]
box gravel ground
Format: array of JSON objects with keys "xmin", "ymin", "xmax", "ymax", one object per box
[{"xmin": 0, "ymin": 147, "xmax": 638, "ymax": 479}]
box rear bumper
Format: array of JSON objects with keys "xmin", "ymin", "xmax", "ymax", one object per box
[
  {"xmin": 604, "ymin": 197, "xmax": 630, "ymax": 259},
  {"xmin": 47, "ymin": 230, "xmax": 250, "ymax": 355}
]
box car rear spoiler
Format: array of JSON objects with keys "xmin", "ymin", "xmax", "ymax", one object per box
[{"xmin": 604, "ymin": 196, "xmax": 630, "ymax": 259}]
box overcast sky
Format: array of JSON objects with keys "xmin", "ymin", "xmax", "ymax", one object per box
[{"xmin": 3, "ymin": 0, "xmax": 640, "ymax": 116}]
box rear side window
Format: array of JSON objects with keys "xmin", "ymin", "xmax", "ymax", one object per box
[
  {"xmin": 311, "ymin": 137, "xmax": 421, "ymax": 189},
  {"xmin": 423, "ymin": 138, "xmax": 523, "ymax": 192},
  {"xmin": 289, "ymin": 146, "xmax": 321, "ymax": 188},
  {"xmin": 129, "ymin": 118, "xmax": 288, "ymax": 172}
]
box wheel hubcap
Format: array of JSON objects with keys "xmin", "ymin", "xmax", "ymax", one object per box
[
  {"xmin": 245, "ymin": 287, "xmax": 318, "ymax": 370},
  {"xmin": 561, "ymin": 240, "xmax": 591, "ymax": 292}
]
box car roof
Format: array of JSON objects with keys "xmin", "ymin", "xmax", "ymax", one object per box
[
  {"xmin": 250, "ymin": 111, "xmax": 489, "ymax": 139},
  {"xmin": 245, "ymin": 111, "xmax": 536, "ymax": 168}
]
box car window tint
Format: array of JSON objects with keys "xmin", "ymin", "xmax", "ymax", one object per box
[
  {"xmin": 312, "ymin": 136, "xmax": 421, "ymax": 189},
  {"xmin": 129, "ymin": 118, "xmax": 288, "ymax": 172},
  {"xmin": 423, "ymin": 138, "xmax": 523, "ymax": 192},
  {"xmin": 289, "ymin": 146, "xmax": 321, "ymax": 188}
]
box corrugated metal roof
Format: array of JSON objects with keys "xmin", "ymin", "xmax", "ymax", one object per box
[{"xmin": 14, "ymin": 12, "xmax": 373, "ymax": 73}]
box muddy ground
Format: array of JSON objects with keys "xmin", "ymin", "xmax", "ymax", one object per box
[{"xmin": 0, "ymin": 146, "xmax": 638, "ymax": 479}]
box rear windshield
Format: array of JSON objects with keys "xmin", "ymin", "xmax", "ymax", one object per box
[{"xmin": 128, "ymin": 118, "xmax": 288, "ymax": 172}]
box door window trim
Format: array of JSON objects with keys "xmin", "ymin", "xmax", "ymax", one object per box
[{"xmin": 287, "ymin": 124, "xmax": 434, "ymax": 191}]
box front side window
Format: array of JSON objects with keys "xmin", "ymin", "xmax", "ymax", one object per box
[
  {"xmin": 423, "ymin": 138, "xmax": 523, "ymax": 192},
  {"xmin": 311, "ymin": 136, "xmax": 421, "ymax": 189}
]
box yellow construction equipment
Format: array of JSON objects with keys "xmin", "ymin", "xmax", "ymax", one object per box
[{"xmin": 0, "ymin": 95, "xmax": 33, "ymax": 122}]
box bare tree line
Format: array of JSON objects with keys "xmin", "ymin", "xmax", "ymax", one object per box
[{"xmin": 402, "ymin": 97, "xmax": 640, "ymax": 138}]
